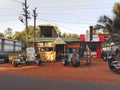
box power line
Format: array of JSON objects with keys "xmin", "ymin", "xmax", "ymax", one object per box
[{"xmin": 39, "ymin": 18, "xmax": 90, "ymax": 31}]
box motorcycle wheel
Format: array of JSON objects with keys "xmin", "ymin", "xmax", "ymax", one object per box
[
  {"xmin": 63, "ymin": 61, "xmax": 69, "ymax": 66},
  {"xmin": 71, "ymin": 59, "xmax": 80, "ymax": 67},
  {"xmin": 38, "ymin": 60, "xmax": 42, "ymax": 66},
  {"xmin": 26, "ymin": 61, "xmax": 30, "ymax": 65},
  {"xmin": 116, "ymin": 70, "xmax": 120, "ymax": 74},
  {"xmin": 13, "ymin": 61, "xmax": 18, "ymax": 67}
]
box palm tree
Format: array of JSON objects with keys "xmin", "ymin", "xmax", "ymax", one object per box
[
  {"xmin": 95, "ymin": 15, "xmax": 113, "ymax": 34},
  {"xmin": 113, "ymin": 3, "xmax": 120, "ymax": 35},
  {"xmin": 95, "ymin": 2, "xmax": 120, "ymax": 44}
]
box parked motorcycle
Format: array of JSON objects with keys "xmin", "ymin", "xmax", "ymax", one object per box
[
  {"xmin": 71, "ymin": 53, "xmax": 80, "ymax": 67},
  {"xmin": 108, "ymin": 55, "xmax": 120, "ymax": 74},
  {"xmin": 62, "ymin": 54, "xmax": 69, "ymax": 66},
  {"xmin": 12, "ymin": 53, "xmax": 42, "ymax": 67},
  {"xmin": 12, "ymin": 47, "xmax": 41, "ymax": 67},
  {"xmin": 62, "ymin": 53, "xmax": 80, "ymax": 67}
]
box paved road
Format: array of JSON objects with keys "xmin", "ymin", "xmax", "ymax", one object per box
[{"xmin": 0, "ymin": 73, "xmax": 120, "ymax": 90}]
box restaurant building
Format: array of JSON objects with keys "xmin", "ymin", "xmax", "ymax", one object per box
[{"xmin": 29, "ymin": 25, "xmax": 80, "ymax": 62}]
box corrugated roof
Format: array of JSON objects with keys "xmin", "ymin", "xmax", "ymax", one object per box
[{"xmin": 29, "ymin": 37, "xmax": 79, "ymax": 43}]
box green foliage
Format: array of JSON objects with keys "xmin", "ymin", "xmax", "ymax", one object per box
[
  {"xmin": 113, "ymin": 3, "xmax": 120, "ymax": 19},
  {"xmin": 13, "ymin": 24, "xmax": 79, "ymax": 42},
  {"xmin": 61, "ymin": 32, "xmax": 79, "ymax": 38},
  {"xmin": 95, "ymin": 2, "xmax": 120, "ymax": 35},
  {"xmin": 0, "ymin": 32, "xmax": 4, "ymax": 37},
  {"xmin": 4, "ymin": 28, "xmax": 13, "ymax": 39},
  {"xmin": 13, "ymin": 31, "xmax": 25, "ymax": 42},
  {"xmin": 13, "ymin": 25, "xmax": 40, "ymax": 42},
  {"xmin": 95, "ymin": 2, "xmax": 120, "ymax": 45}
]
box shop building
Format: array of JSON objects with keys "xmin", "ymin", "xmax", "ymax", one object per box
[
  {"xmin": 29, "ymin": 25, "xmax": 80, "ymax": 62},
  {"xmin": 80, "ymin": 30, "xmax": 105, "ymax": 59}
]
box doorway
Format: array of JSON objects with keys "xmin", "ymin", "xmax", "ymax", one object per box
[{"xmin": 56, "ymin": 44, "xmax": 64, "ymax": 61}]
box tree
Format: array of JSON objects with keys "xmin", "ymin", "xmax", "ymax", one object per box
[
  {"xmin": 95, "ymin": 15, "xmax": 113, "ymax": 34},
  {"xmin": 53, "ymin": 25, "xmax": 61, "ymax": 35},
  {"xmin": 113, "ymin": 3, "xmax": 120, "ymax": 35},
  {"xmin": 13, "ymin": 31, "xmax": 24, "ymax": 42},
  {"xmin": 0, "ymin": 32, "xmax": 4, "ymax": 37},
  {"xmin": 95, "ymin": 2, "xmax": 120, "ymax": 44},
  {"xmin": 60, "ymin": 32, "xmax": 79, "ymax": 38},
  {"xmin": 13, "ymin": 25, "xmax": 40, "ymax": 42},
  {"xmin": 61, "ymin": 32, "xmax": 68, "ymax": 38},
  {"xmin": 4, "ymin": 28, "xmax": 13, "ymax": 39}
]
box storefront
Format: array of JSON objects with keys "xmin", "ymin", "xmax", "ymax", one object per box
[
  {"xmin": 80, "ymin": 42, "xmax": 102, "ymax": 58},
  {"xmin": 29, "ymin": 37, "xmax": 80, "ymax": 62},
  {"xmin": 80, "ymin": 34, "xmax": 105, "ymax": 59},
  {"xmin": 65, "ymin": 42, "xmax": 80, "ymax": 62}
]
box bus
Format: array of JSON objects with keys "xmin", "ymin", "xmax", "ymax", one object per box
[{"xmin": 0, "ymin": 37, "xmax": 24, "ymax": 63}]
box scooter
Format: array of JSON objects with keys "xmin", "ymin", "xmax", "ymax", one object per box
[
  {"xmin": 12, "ymin": 54, "xmax": 42, "ymax": 67},
  {"xmin": 108, "ymin": 55, "xmax": 120, "ymax": 74}
]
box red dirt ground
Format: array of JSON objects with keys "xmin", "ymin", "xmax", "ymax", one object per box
[{"xmin": 0, "ymin": 58, "xmax": 120, "ymax": 84}]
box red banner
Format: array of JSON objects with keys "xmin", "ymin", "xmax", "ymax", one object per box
[
  {"xmin": 80, "ymin": 34, "xmax": 85, "ymax": 42},
  {"xmin": 99, "ymin": 34, "xmax": 104, "ymax": 42}
]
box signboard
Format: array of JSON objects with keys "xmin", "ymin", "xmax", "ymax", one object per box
[
  {"xmin": 92, "ymin": 35, "xmax": 99, "ymax": 41},
  {"xmin": 26, "ymin": 47, "xmax": 35, "ymax": 61},
  {"xmin": 80, "ymin": 34, "xmax": 85, "ymax": 42},
  {"xmin": 40, "ymin": 51, "xmax": 56, "ymax": 61},
  {"xmin": 92, "ymin": 34, "xmax": 104, "ymax": 42},
  {"xmin": 99, "ymin": 34, "xmax": 104, "ymax": 42}
]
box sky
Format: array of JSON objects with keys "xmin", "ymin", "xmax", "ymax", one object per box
[{"xmin": 0, "ymin": 0, "xmax": 120, "ymax": 35}]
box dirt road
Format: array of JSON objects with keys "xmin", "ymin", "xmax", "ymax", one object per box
[{"xmin": 0, "ymin": 59, "xmax": 120, "ymax": 84}]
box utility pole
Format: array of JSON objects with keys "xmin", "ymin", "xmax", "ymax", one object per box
[
  {"xmin": 19, "ymin": 0, "xmax": 30, "ymax": 48},
  {"xmin": 33, "ymin": 7, "xmax": 38, "ymax": 53},
  {"xmin": 24, "ymin": 0, "xmax": 29, "ymax": 48}
]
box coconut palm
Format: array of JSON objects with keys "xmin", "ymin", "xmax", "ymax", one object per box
[
  {"xmin": 95, "ymin": 15, "xmax": 113, "ymax": 34},
  {"xmin": 95, "ymin": 2, "xmax": 120, "ymax": 44},
  {"xmin": 113, "ymin": 3, "xmax": 120, "ymax": 35}
]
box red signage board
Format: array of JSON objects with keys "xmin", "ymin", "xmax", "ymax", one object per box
[
  {"xmin": 99, "ymin": 34, "xmax": 104, "ymax": 42},
  {"xmin": 80, "ymin": 34, "xmax": 85, "ymax": 42}
]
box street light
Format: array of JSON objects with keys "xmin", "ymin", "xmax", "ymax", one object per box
[{"xmin": 19, "ymin": 16, "xmax": 24, "ymax": 23}]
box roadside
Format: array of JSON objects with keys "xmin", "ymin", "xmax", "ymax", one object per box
[{"xmin": 0, "ymin": 58, "xmax": 120, "ymax": 84}]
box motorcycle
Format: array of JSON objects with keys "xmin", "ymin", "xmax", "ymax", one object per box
[
  {"xmin": 108, "ymin": 55, "xmax": 120, "ymax": 74},
  {"xmin": 62, "ymin": 54, "xmax": 69, "ymax": 66},
  {"xmin": 62, "ymin": 53, "xmax": 80, "ymax": 67},
  {"xmin": 12, "ymin": 53, "xmax": 42, "ymax": 67},
  {"xmin": 71, "ymin": 53, "xmax": 80, "ymax": 67}
]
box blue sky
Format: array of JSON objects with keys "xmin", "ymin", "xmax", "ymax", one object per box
[{"xmin": 0, "ymin": 0, "xmax": 119, "ymax": 34}]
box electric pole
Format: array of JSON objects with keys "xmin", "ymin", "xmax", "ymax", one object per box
[
  {"xmin": 20, "ymin": 0, "xmax": 30, "ymax": 48},
  {"xmin": 25, "ymin": 0, "xmax": 29, "ymax": 48},
  {"xmin": 33, "ymin": 7, "xmax": 38, "ymax": 53}
]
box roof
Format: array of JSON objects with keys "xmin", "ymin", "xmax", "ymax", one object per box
[
  {"xmin": 29, "ymin": 37, "xmax": 80, "ymax": 43},
  {"xmin": 53, "ymin": 37, "xmax": 66, "ymax": 44}
]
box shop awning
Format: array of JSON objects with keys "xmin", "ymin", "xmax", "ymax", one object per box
[
  {"xmin": 53, "ymin": 37, "xmax": 66, "ymax": 44},
  {"xmin": 66, "ymin": 42, "xmax": 80, "ymax": 48}
]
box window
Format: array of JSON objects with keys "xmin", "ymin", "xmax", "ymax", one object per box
[{"xmin": 4, "ymin": 40, "xmax": 14, "ymax": 52}]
